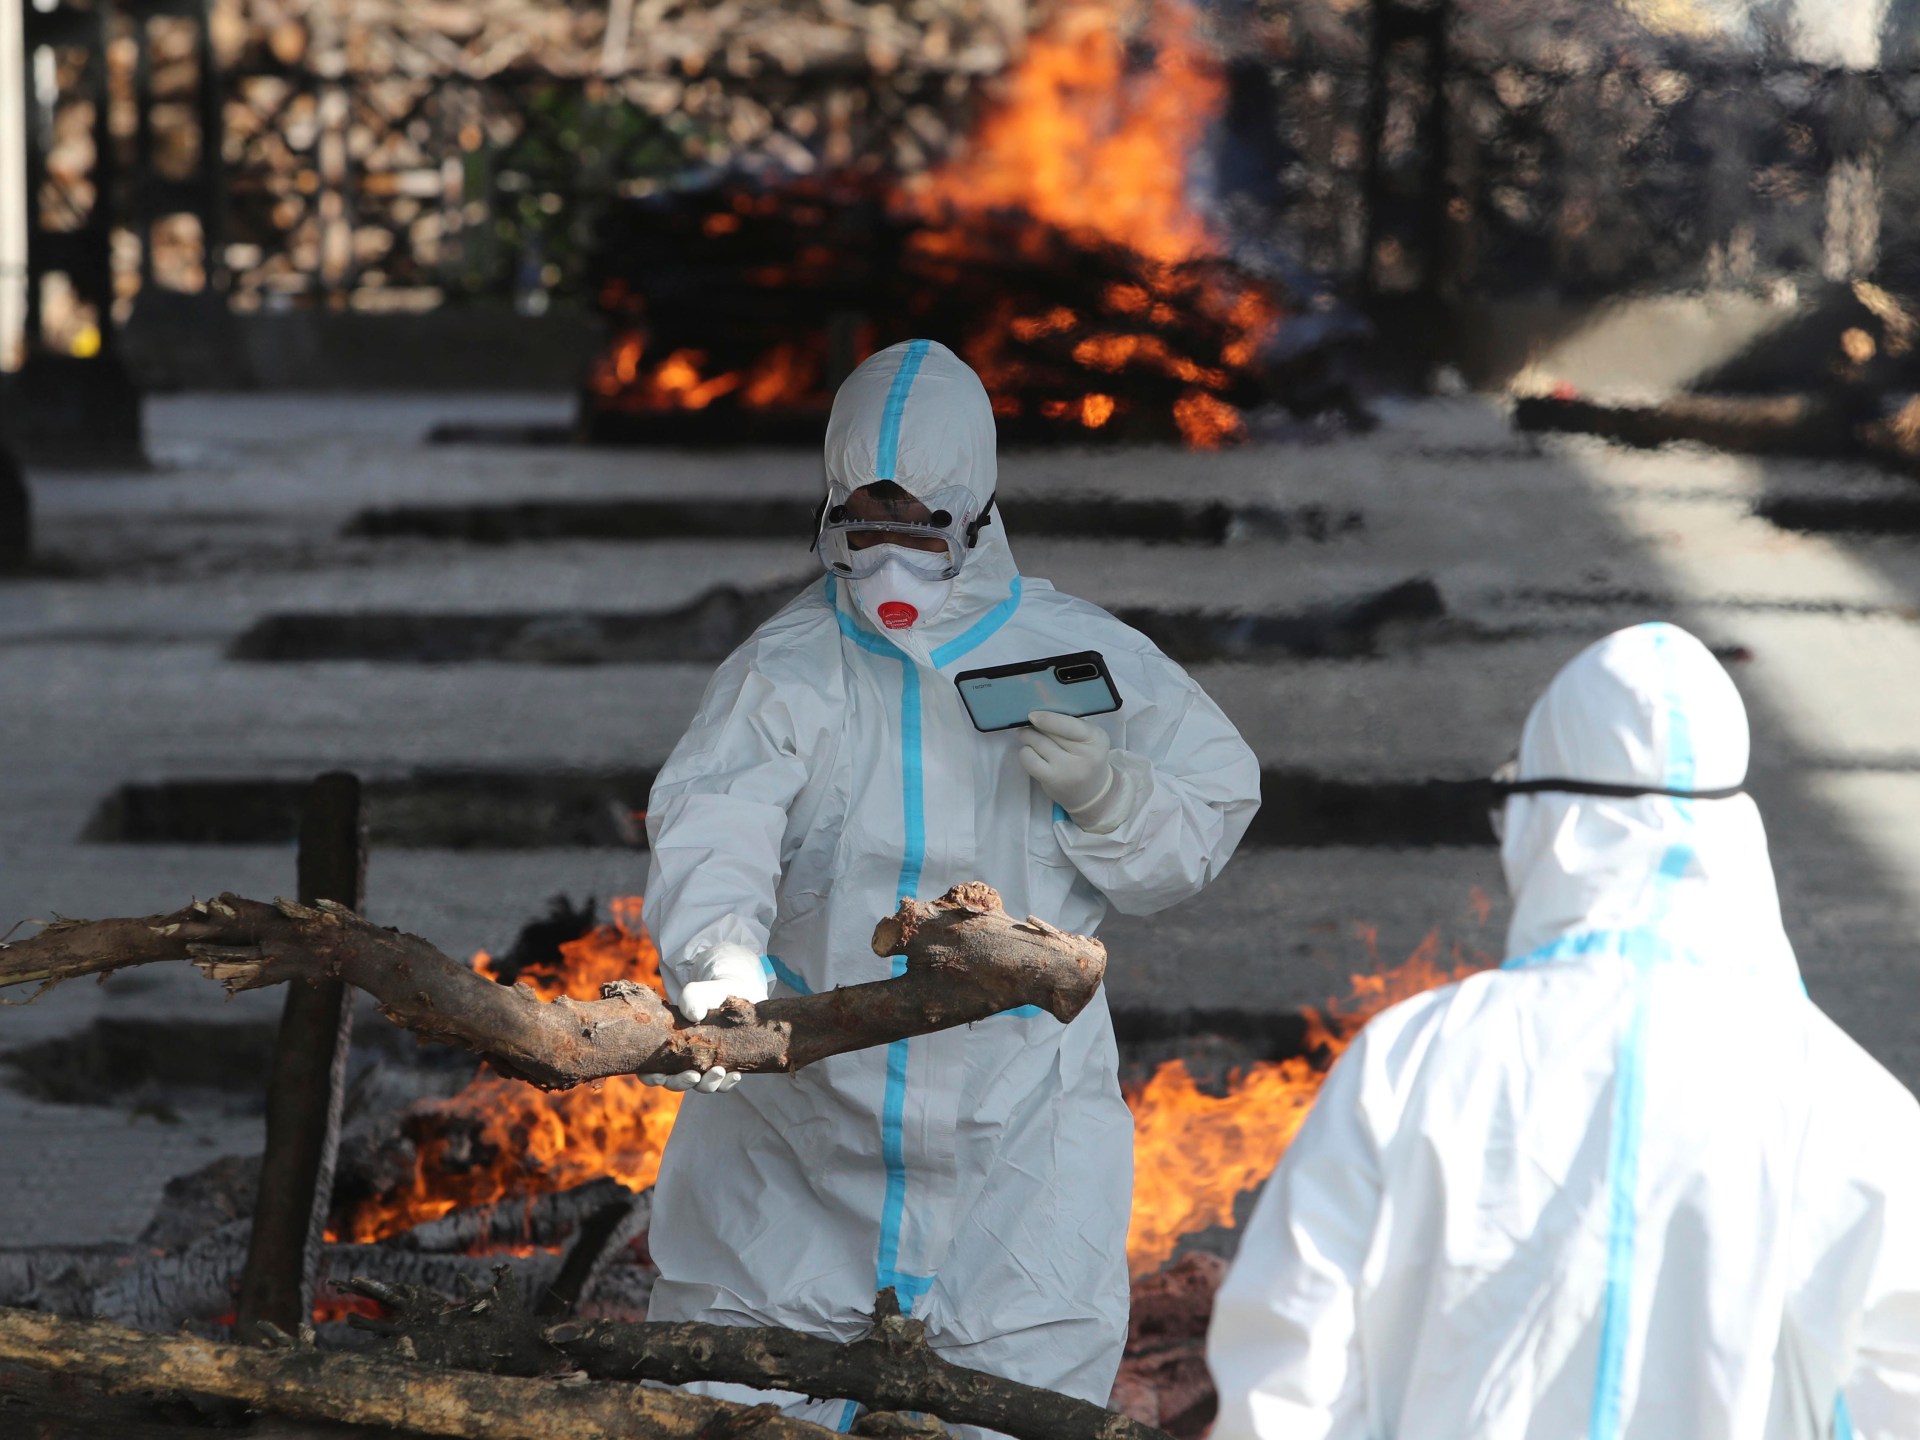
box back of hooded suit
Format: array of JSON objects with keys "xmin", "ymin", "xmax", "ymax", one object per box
[
  {"xmin": 1207, "ymin": 624, "xmax": 1920, "ymax": 1440},
  {"xmin": 643, "ymin": 340, "xmax": 1262, "ymax": 1422}
]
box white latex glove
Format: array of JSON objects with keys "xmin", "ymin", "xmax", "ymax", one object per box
[
  {"xmin": 650, "ymin": 941, "xmax": 770, "ymax": 1095},
  {"xmin": 642, "ymin": 1066, "xmax": 741, "ymax": 1094},
  {"xmin": 673, "ymin": 941, "xmax": 771, "ymax": 1021},
  {"xmin": 1019, "ymin": 709, "xmax": 1116, "ymax": 814}
]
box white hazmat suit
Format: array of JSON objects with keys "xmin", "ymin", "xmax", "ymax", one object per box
[
  {"xmin": 643, "ymin": 339, "xmax": 1262, "ymax": 1429},
  {"xmin": 1208, "ymin": 622, "xmax": 1920, "ymax": 1440}
]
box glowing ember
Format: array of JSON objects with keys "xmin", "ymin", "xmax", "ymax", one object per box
[
  {"xmin": 588, "ymin": 337, "xmax": 823, "ymax": 416},
  {"xmin": 311, "ymin": 1291, "xmax": 388, "ymax": 1325},
  {"xmin": 1124, "ymin": 929, "xmax": 1490, "ymax": 1276},
  {"xmin": 335, "ymin": 898, "xmax": 682, "ymax": 1246},
  {"xmin": 1171, "ymin": 390, "xmax": 1246, "ymax": 449}
]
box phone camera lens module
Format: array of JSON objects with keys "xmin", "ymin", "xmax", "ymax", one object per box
[{"xmin": 1055, "ymin": 664, "xmax": 1098, "ymax": 683}]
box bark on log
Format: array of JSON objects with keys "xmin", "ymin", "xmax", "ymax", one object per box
[
  {"xmin": 0, "ymin": 1306, "xmax": 845, "ymax": 1440},
  {"xmin": 551, "ymin": 1292, "xmax": 1171, "ymax": 1440},
  {"xmin": 0, "ymin": 884, "xmax": 1105, "ymax": 1088},
  {"xmin": 347, "ymin": 1272, "xmax": 1172, "ymax": 1440}
]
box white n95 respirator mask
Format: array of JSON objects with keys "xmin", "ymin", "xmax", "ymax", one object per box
[{"xmin": 850, "ymin": 547, "xmax": 954, "ymax": 631}]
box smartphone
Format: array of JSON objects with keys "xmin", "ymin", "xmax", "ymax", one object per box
[{"xmin": 954, "ymin": 651, "xmax": 1122, "ymax": 733}]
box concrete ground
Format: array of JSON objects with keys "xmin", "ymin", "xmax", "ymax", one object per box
[{"xmin": 3, "ymin": 391, "xmax": 1919, "ymax": 1244}]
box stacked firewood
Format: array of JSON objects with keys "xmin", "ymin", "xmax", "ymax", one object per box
[
  {"xmin": 209, "ymin": 0, "xmax": 1037, "ymax": 305},
  {"xmin": 217, "ymin": 0, "xmax": 1028, "ymax": 83}
]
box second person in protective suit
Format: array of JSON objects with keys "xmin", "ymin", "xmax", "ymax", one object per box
[
  {"xmin": 1207, "ymin": 622, "xmax": 1920, "ymax": 1440},
  {"xmin": 638, "ymin": 338, "xmax": 1263, "ymax": 1428}
]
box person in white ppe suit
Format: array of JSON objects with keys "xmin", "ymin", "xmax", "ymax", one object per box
[
  {"xmin": 1208, "ymin": 621, "xmax": 1920, "ymax": 1440},
  {"xmin": 640, "ymin": 338, "xmax": 1261, "ymax": 1429}
]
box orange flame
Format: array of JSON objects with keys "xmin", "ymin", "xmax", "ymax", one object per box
[
  {"xmin": 1123, "ymin": 931, "xmax": 1489, "ymax": 1276},
  {"xmin": 899, "ymin": 0, "xmax": 1279, "ymax": 448},
  {"xmin": 740, "ymin": 341, "xmax": 817, "ymax": 409},
  {"xmin": 343, "ymin": 897, "xmax": 1472, "ymax": 1277},
  {"xmin": 908, "ymin": 0, "xmax": 1222, "ymax": 264},
  {"xmin": 584, "ymin": 0, "xmax": 1280, "ymax": 445},
  {"xmin": 336, "ymin": 898, "xmax": 682, "ymax": 1246},
  {"xmin": 589, "ymin": 334, "xmax": 823, "ymax": 415}
]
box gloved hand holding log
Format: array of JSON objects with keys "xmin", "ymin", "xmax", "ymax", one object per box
[{"xmin": 0, "ymin": 882, "xmax": 1105, "ymax": 1091}]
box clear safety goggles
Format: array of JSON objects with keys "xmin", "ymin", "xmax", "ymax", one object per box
[
  {"xmin": 1486, "ymin": 755, "xmax": 1743, "ymax": 841},
  {"xmin": 814, "ymin": 483, "xmax": 995, "ymax": 583}
]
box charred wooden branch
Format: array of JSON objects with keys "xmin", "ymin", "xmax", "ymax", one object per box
[
  {"xmin": 0, "ymin": 1305, "xmax": 845, "ymax": 1440},
  {"xmin": 0, "ymin": 1223, "xmax": 573, "ymax": 1331},
  {"xmin": 0, "ymin": 884, "xmax": 1106, "ymax": 1088},
  {"xmin": 392, "ymin": 1177, "xmax": 643, "ymax": 1254},
  {"xmin": 551, "ymin": 1291, "xmax": 1171, "ymax": 1440},
  {"xmin": 347, "ymin": 1271, "xmax": 1172, "ymax": 1440}
]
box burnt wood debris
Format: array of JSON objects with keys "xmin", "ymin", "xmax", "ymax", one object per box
[
  {"xmin": 344, "ymin": 1269, "xmax": 1167, "ymax": 1440},
  {"xmin": 0, "ymin": 1274, "xmax": 1171, "ymax": 1440}
]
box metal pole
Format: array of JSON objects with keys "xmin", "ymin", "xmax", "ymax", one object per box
[{"xmin": 235, "ymin": 771, "xmax": 363, "ymax": 1339}]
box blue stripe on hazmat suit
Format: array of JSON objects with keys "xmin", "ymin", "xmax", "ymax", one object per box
[
  {"xmin": 642, "ymin": 339, "xmax": 1263, "ymax": 1429},
  {"xmin": 1207, "ymin": 623, "xmax": 1920, "ymax": 1440}
]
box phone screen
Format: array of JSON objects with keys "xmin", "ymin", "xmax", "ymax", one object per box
[{"xmin": 955, "ymin": 654, "xmax": 1121, "ymax": 732}]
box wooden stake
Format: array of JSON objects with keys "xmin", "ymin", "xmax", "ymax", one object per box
[{"xmin": 236, "ymin": 772, "xmax": 363, "ymax": 1339}]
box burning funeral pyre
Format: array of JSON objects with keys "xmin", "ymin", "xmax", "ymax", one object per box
[
  {"xmin": 0, "ymin": 886, "xmax": 1487, "ymax": 1435},
  {"xmin": 330, "ymin": 898, "xmax": 1488, "ymax": 1278},
  {"xmin": 329, "ymin": 896, "xmax": 1485, "ymax": 1433},
  {"xmin": 583, "ymin": 0, "xmax": 1355, "ymax": 449}
]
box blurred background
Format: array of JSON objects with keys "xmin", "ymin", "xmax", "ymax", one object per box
[{"xmin": 3, "ymin": 0, "xmax": 1920, "ymax": 1432}]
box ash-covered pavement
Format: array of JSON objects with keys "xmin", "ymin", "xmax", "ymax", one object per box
[{"xmin": 3, "ymin": 390, "xmax": 1919, "ymax": 1244}]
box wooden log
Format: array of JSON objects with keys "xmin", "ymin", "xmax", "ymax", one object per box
[
  {"xmin": 347, "ymin": 1271, "xmax": 1173, "ymax": 1440},
  {"xmin": 534, "ymin": 1186, "xmax": 645, "ymax": 1319},
  {"xmin": 393, "ymin": 1177, "xmax": 640, "ymax": 1254},
  {"xmin": 238, "ymin": 771, "xmax": 363, "ymax": 1340},
  {"xmin": 0, "ymin": 1306, "xmax": 846, "ymax": 1440},
  {"xmin": 549, "ymin": 1292, "xmax": 1170, "ymax": 1440},
  {"xmin": 0, "ymin": 884, "xmax": 1106, "ymax": 1088},
  {"xmin": 1512, "ymin": 392, "xmax": 1862, "ymax": 456},
  {"xmin": 7, "ymin": 1221, "xmax": 564, "ymax": 1329}
]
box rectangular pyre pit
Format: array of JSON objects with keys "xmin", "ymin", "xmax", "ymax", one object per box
[
  {"xmin": 226, "ymin": 577, "xmax": 1477, "ymax": 668},
  {"xmin": 1756, "ymin": 494, "xmax": 1920, "ymax": 537},
  {"xmin": 83, "ymin": 769, "xmax": 1498, "ymax": 849},
  {"xmin": 344, "ymin": 497, "xmax": 1365, "ymax": 548},
  {"xmin": 83, "ymin": 770, "xmax": 656, "ymax": 851}
]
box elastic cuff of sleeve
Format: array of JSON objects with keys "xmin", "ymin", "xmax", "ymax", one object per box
[{"xmin": 1068, "ymin": 753, "xmax": 1145, "ymax": 835}]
